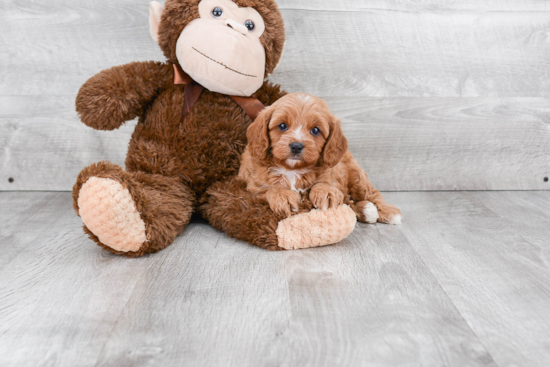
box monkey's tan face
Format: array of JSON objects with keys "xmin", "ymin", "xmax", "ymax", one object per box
[{"xmin": 176, "ymin": 0, "xmax": 266, "ymax": 97}]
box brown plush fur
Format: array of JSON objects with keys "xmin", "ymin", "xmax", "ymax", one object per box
[
  {"xmin": 73, "ymin": 0, "xmax": 288, "ymax": 256},
  {"xmin": 73, "ymin": 161, "xmax": 195, "ymax": 257},
  {"xmin": 238, "ymin": 94, "xmax": 402, "ymax": 223},
  {"xmin": 201, "ymin": 176, "xmax": 316, "ymax": 251}
]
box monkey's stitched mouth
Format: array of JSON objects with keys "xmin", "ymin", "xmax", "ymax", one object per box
[{"xmin": 192, "ymin": 47, "xmax": 257, "ymax": 78}]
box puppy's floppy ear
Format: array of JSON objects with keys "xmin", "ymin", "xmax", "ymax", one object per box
[
  {"xmin": 323, "ymin": 116, "xmax": 348, "ymax": 167},
  {"xmin": 247, "ymin": 106, "xmax": 272, "ymax": 161}
]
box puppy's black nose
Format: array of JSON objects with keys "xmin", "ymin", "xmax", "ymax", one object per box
[{"xmin": 290, "ymin": 142, "xmax": 304, "ymax": 154}]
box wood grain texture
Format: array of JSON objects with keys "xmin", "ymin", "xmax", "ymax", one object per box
[
  {"xmin": 0, "ymin": 192, "xmax": 504, "ymax": 367},
  {"xmin": 277, "ymin": 0, "xmax": 550, "ymax": 12},
  {"xmin": 0, "ymin": 192, "xmax": 72, "ymax": 268},
  {"xmin": 93, "ymin": 222, "xmax": 495, "ymax": 367},
  {"xmin": 0, "ymin": 192, "xmax": 207, "ymax": 367},
  {"xmin": 333, "ymin": 97, "xmax": 550, "ymax": 191},
  {"xmin": 273, "ymin": 6, "xmax": 550, "ymax": 98},
  {"xmin": 1, "ymin": 1, "xmax": 550, "ymax": 191},
  {"xmin": 0, "ymin": 95, "xmax": 136, "ymax": 191},
  {"xmin": 2, "ymin": 96, "xmax": 549, "ymax": 191},
  {"xmin": 396, "ymin": 191, "xmax": 550, "ymax": 367},
  {"xmin": 2, "ymin": 1, "xmax": 549, "ymax": 97}
]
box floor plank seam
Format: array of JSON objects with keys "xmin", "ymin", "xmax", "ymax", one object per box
[
  {"xmin": 404, "ymin": 238, "xmax": 502, "ymax": 367},
  {"xmin": 92, "ymin": 278, "xmax": 144, "ymax": 367}
]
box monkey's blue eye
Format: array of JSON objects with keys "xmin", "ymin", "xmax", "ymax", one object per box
[
  {"xmin": 278, "ymin": 123, "xmax": 288, "ymax": 132},
  {"xmin": 244, "ymin": 20, "xmax": 255, "ymax": 31},
  {"xmin": 212, "ymin": 7, "xmax": 223, "ymax": 17},
  {"xmin": 311, "ymin": 127, "xmax": 321, "ymax": 136}
]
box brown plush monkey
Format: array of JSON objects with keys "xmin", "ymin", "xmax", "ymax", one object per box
[{"xmin": 72, "ymin": 0, "xmax": 357, "ymax": 257}]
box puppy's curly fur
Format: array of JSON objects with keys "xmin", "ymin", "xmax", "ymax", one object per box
[{"xmin": 239, "ymin": 93, "xmax": 403, "ymax": 224}]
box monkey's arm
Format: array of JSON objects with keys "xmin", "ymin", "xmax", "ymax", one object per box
[{"xmin": 76, "ymin": 61, "xmax": 173, "ymax": 130}]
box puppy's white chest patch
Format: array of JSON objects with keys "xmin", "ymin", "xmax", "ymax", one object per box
[{"xmin": 270, "ymin": 167, "xmax": 310, "ymax": 192}]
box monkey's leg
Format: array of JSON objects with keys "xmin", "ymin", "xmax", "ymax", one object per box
[
  {"xmin": 72, "ymin": 161, "xmax": 195, "ymax": 257},
  {"xmin": 200, "ymin": 177, "xmax": 356, "ymax": 251}
]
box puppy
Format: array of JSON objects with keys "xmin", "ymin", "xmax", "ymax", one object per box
[{"xmin": 239, "ymin": 93, "xmax": 402, "ymax": 225}]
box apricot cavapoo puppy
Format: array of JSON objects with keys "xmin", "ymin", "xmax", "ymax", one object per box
[{"xmin": 239, "ymin": 93, "xmax": 402, "ymax": 225}]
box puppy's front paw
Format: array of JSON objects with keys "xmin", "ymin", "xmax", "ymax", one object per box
[
  {"xmin": 266, "ymin": 189, "xmax": 302, "ymax": 218},
  {"xmin": 309, "ymin": 184, "xmax": 344, "ymax": 210},
  {"xmin": 355, "ymin": 201, "xmax": 380, "ymax": 223}
]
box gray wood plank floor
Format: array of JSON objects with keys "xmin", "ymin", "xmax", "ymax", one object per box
[{"xmin": 1, "ymin": 191, "xmax": 549, "ymax": 367}]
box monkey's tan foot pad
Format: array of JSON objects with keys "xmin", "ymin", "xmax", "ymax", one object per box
[
  {"xmin": 78, "ymin": 177, "xmax": 147, "ymax": 253},
  {"xmin": 276, "ymin": 205, "xmax": 357, "ymax": 250}
]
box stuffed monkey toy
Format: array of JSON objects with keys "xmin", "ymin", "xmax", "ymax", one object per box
[{"xmin": 73, "ymin": 0, "xmax": 358, "ymax": 257}]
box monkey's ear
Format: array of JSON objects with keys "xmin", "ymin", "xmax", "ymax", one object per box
[
  {"xmin": 322, "ymin": 116, "xmax": 348, "ymax": 167},
  {"xmin": 247, "ymin": 107, "xmax": 272, "ymax": 162},
  {"xmin": 149, "ymin": 1, "xmax": 165, "ymax": 44}
]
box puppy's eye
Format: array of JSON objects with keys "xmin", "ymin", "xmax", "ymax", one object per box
[
  {"xmin": 311, "ymin": 127, "xmax": 321, "ymax": 136},
  {"xmin": 278, "ymin": 123, "xmax": 288, "ymax": 132},
  {"xmin": 212, "ymin": 7, "xmax": 223, "ymax": 17}
]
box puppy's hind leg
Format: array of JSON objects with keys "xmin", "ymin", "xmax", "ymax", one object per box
[
  {"xmin": 349, "ymin": 170, "xmax": 402, "ymax": 225},
  {"xmin": 366, "ymin": 195, "xmax": 402, "ymax": 225}
]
